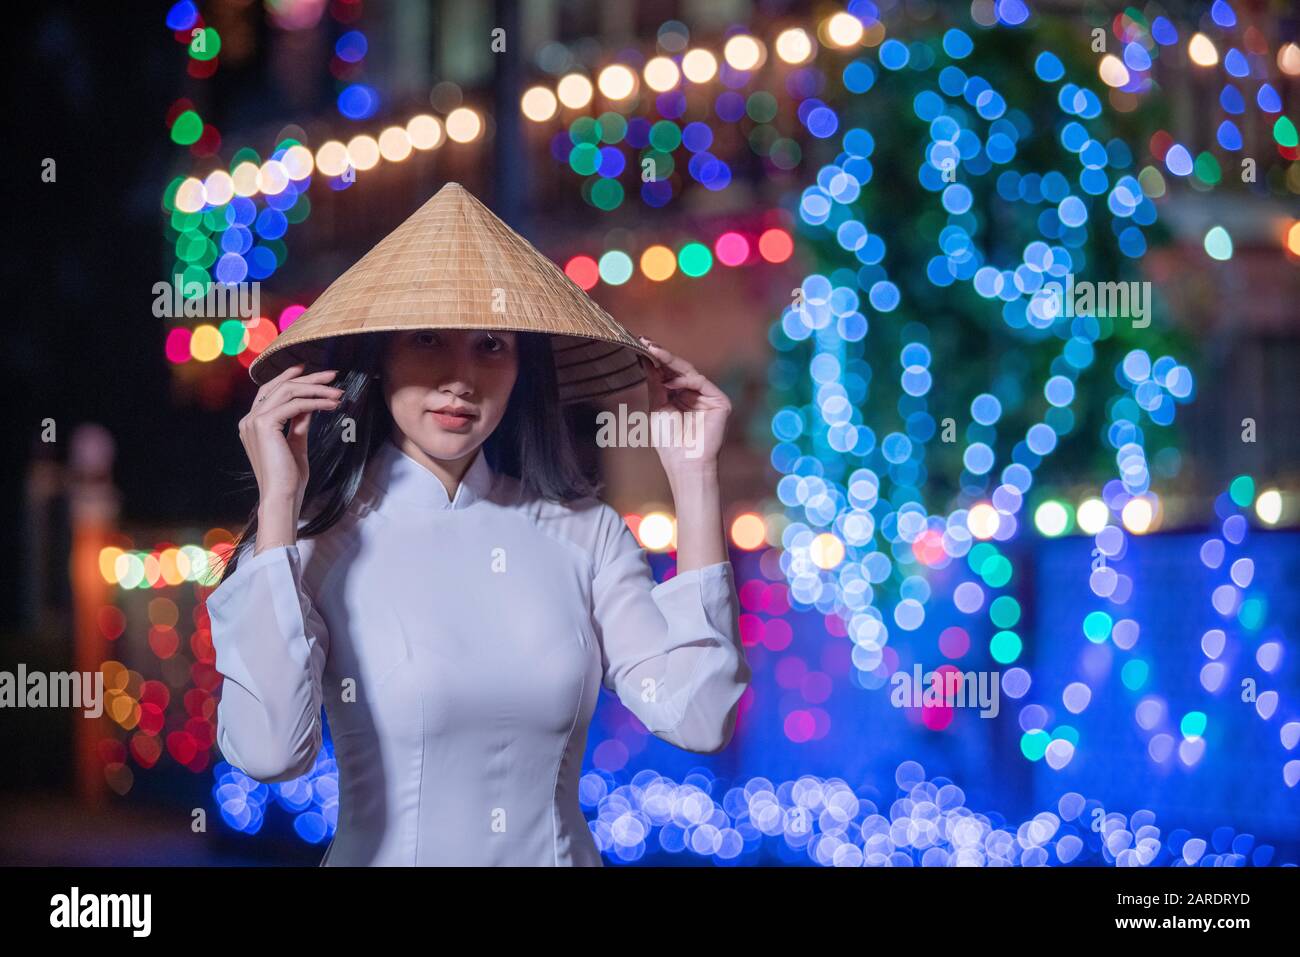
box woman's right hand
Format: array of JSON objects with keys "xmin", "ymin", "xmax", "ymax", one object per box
[{"xmin": 238, "ymin": 363, "xmax": 343, "ymax": 552}]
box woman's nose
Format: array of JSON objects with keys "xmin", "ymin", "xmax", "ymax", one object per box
[
  {"xmin": 422, "ymin": 337, "xmax": 479, "ymax": 394},
  {"xmin": 436, "ymin": 359, "xmax": 475, "ymax": 396}
]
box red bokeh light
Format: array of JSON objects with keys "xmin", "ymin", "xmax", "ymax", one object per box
[
  {"xmin": 758, "ymin": 228, "xmax": 794, "ymax": 263},
  {"xmin": 564, "ymin": 255, "xmax": 600, "ymax": 290}
]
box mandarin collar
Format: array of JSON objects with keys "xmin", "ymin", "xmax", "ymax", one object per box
[{"xmin": 367, "ymin": 438, "xmax": 495, "ymax": 511}]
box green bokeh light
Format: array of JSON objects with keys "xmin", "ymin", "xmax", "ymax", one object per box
[
  {"xmin": 230, "ymin": 146, "xmax": 261, "ymax": 169},
  {"xmin": 1274, "ymin": 116, "xmax": 1298, "ymax": 148},
  {"xmin": 746, "ymin": 91, "xmax": 778, "ymax": 123},
  {"xmin": 1052, "ymin": 725, "xmax": 1079, "ymax": 746},
  {"xmin": 180, "ymin": 264, "xmax": 209, "ymax": 290},
  {"xmin": 161, "ymin": 177, "xmax": 185, "ymax": 213},
  {"xmin": 264, "ymin": 239, "xmax": 288, "ymax": 267},
  {"xmin": 769, "ymin": 138, "xmax": 801, "ymax": 170},
  {"xmin": 591, "ymin": 178, "xmax": 624, "ymax": 211},
  {"xmin": 169, "ymin": 209, "xmax": 202, "ymax": 233},
  {"xmin": 569, "ymin": 143, "xmax": 600, "ymax": 176},
  {"xmin": 219, "ymin": 319, "xmax": 248, "ymax": 355},
  {"xmin": 649, "ymin": 120, "xmax": 682, "ymax": 152},
  {"xmin": 569, "ymin": 117, "xmax": 601, "ymax": 146},
  {"xmin": 597, "ymin": 112, "xmax": 627, "ymax": 144},
  {"xmin": 967, "ymin": 542, "xmax": 997, "ymax": 576},
  {"xmin": 1193, "ymin": 151, "xmax": 1221, "ymax": 185},
  {"xmin": 1020, "ymin": 729, "xmax": 1050, "ymax": 760},
  {"xmin": 1121, "ymin": 659, "xmax": 1149, "ymax": 690},
  {"xmin": 170, "ymin": 111, "xmax": 204, "ymax": 146},
  {"xmin": 678, "ymin": 242, "xmax": 712, "ymax": 277},
  {"xmin": 990, "ymin": 630, "xmax": 1021, "ymax": 664},
  {"xmin": 1083, "ymin": 610, "xmax": 1113, "ymax": 642},
  {"xmin": 989, "ymin": 595, "xmax": 1021, "ymax": 628},
  {"xmin": 641, "ymin": 150, "xmax": 674, "ymax": 179},
  {"xmin": 1180, "ymin": 711, "xmax": 1207, "ymax": 740},
  {"xmin": 748, "ymin": 125, "xmax": 778, "ymax": 156},
  {"xmin": 189, "ymin": 27, "xmax": 221, "ymax": 61},
  {"xmin": 1238, "ymin": 597, "xmax": 1266, "ymax": 631},
  {"xmin": 177, "ymin": 232, "xmax": 209, "ymax": 264},
  {"xmin": 285, "ymin": 193, "xmax": 312, "ymax": 224},
  {"xmin": 980, "ymin": 555, "xmax": 1012, "ymax": 588},
  {"xmin": 1229, "ymin": 474, "xmax": 1255, "ymax": 508}
]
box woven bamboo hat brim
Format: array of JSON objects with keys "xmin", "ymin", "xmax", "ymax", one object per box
[{"xmin": 248, "ymin": 182, "xmax": 656, "ymax": 404}]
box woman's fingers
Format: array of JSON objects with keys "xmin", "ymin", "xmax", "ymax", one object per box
[
  {"xmin": 254, "ymin": 367, "xmax": 338, "ymax": 408},
  {"xmin": 637, "ymin": 337, "xmax": 727, "ymax": 402},
  {"xmin": 259, "ymin": 372, "xmax": 339, "ymax": 406},
  {"xmin": 256, "ymin": 382, "xmax": 343, "ymax": 419},
  {"xmin": 271, "ymin": 382, "xmax": 345, "ymax": 402},
  {"xmin": 256, "ymin": 396, "xmax": 342, "ymax": 429},
  {"xmin": 638, "ymin": 337, "xmax": 696, "ymax": 378},
  {"xmin": 237, "ymin": 366, "xmax": 343, "ymax": 516},
  {"xmin": 292, "ymin": 369, "xmax": 341, "ymax": 384},
  {"xmin": 661, "ymin": 369, "xmax": 710, "ymax": 392},
  {"xmin": 289, "ymin": 410, "xmax": 313, "ymax": 436},
  {"xmin": 641, "ymin": 354, "xmax": 669, "ymax": 408},
  {"xmin": 253, "ymin": 363, "xmax": 306, "ymax": 404},
  {"xmin": 636, "ymin": 336, "xmax": 733, "ymax": 423},
  {"xmin": 265, "ymin": 363, "xmax": 307, "ymax": 387},
  {"xmin": 286, "ymin": 411, "xmax": 314, "ymax": 460}
]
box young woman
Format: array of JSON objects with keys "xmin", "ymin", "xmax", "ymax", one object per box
[{"xmin": 206, "ymin": 326, "xmax": 751, "ymax": 866}]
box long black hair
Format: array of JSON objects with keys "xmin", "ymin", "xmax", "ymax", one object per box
[{"xmin": 218, "ymin": 330, "xmax": 601, "ymax": 582}]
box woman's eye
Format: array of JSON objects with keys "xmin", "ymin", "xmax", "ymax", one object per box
[
  {"xmin": 481, "ymin": 336, "xmax": 505, "ymax": 353},
  {"xmin": 416, "ymin": 332, "xmax": 438, "ymax": 346}
]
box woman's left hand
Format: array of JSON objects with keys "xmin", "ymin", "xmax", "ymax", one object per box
[{"xmin": 638, "ymin": 337, "xmax": 731, "ymax": 475}]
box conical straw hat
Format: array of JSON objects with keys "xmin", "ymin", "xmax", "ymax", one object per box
[{"xmin": 248, "ymin": 182, "xmax": 656, "ymax": 404}]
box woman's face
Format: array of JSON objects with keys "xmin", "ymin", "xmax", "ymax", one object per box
[{"xmin": 381, "ymin": 329, "xmax": 519, "ymax": 462}]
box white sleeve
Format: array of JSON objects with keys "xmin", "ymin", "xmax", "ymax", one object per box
[
  {"xmin": 206, "ymin": 543, "xmax": 329, "ymax": 783},
  {"xmin": 591, "ymin": 506, "xmax": 751, "ymax": 753}
]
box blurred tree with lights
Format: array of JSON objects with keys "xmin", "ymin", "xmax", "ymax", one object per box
[{"xmin": 768, "ymin": 14, "xmax": 1201, "ymax": 526}]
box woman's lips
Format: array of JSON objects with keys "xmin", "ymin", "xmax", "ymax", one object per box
[{"xmin": 428, "ymin": 409, "xmax": 475, "ymax": 431}]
